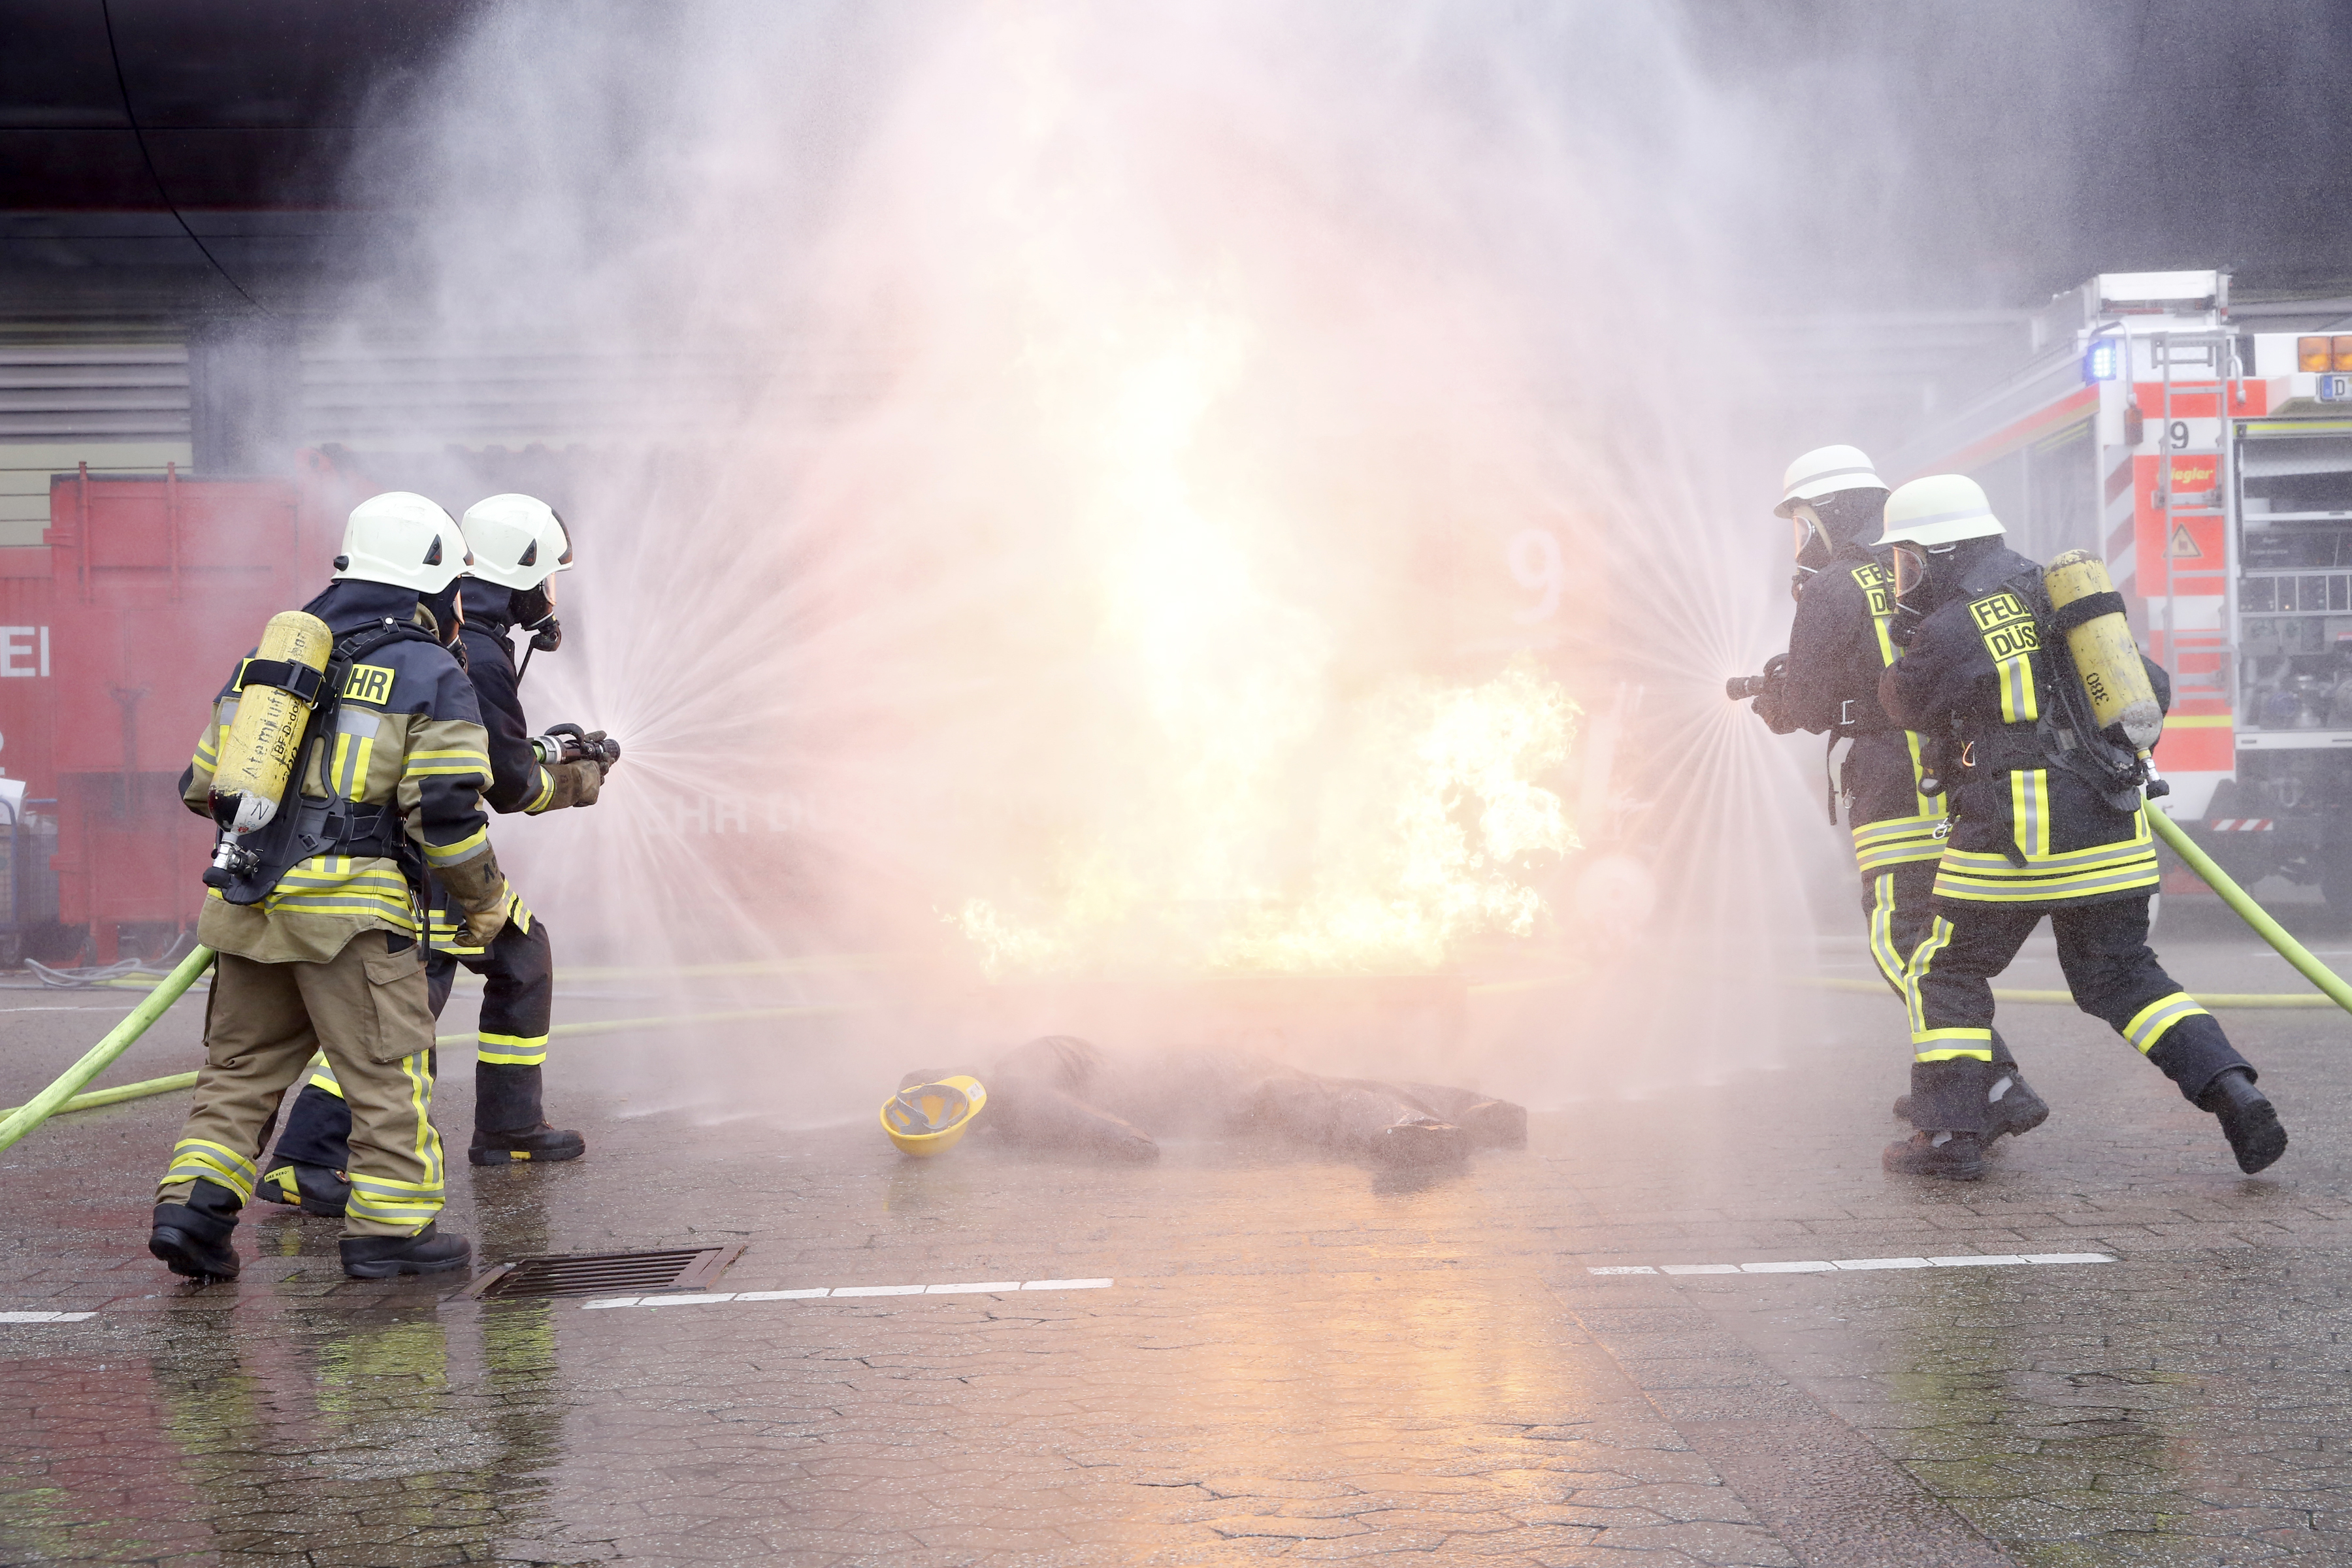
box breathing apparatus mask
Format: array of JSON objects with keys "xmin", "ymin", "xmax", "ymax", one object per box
[
  {"xmin": 1884, "ymin": 538, "xmax": 1984, "ymax": 645},
  {"xmin": 514, "ymin": 581, "xmax": 561, "ymax": 652},
  {"xmin": 513, "ymin": 574, "xmax": 561, "ymax": 681},
  {"xmin": 1789, "ymin": 504, "xmax": 1831, "ymax": 596},
  {"xmin": 1785, "ymin": 489, "xmax": 1887, "ymax": 600}
]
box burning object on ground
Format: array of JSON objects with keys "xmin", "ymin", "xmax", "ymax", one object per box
[{"xmin": 890, "ymin": 1034, "xmax": 1524, "ymax": 1168}]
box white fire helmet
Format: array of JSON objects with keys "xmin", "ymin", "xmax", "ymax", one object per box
[
  {"xmin": 1773, "ymin": 444, "xmax": 1887, "ymax": 518},
  {"xmin": 1876, "ymin": 474, "xmax": 2006, "ymax": 549},
  {"xmin": 459, "ymin": 493, "xmax": 574, "ymax": 590},
  {"xmin": 333, "ymin": 492, "xmax": 471, "ymax": 593}
]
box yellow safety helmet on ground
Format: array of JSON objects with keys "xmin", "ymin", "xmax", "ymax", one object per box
[{"xmin": 881, "ymin": 1075, "xmax": 987, "ymax": 1156}]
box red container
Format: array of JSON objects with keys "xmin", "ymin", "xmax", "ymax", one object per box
[{"xmin": 0, "ymin": 463, "xmax": 342, "ymax": 959}]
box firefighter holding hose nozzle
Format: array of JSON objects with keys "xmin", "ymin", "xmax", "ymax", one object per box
[
  {"xmin": 150, "ymin": 493, "xmax": 505, "ymax": 1281},
  {"xmin": 1739, "ymin": 446, "xmax": 2049, "ymax": 1148},
  {"xmin": 263, "ymin": 495, "xmax": 617, "ymax": 1214},
  {"xmin": 1874, "ymin": 474, "xmax": 2285, "ymax": 1179}
]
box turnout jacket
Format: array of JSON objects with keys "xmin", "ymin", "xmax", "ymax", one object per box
[
  {"xmin": 180, "ymin": 580, "xmax": 498, "ymax": 965},
  {"xmin": 1778, "ymin": 540, "xmax": 1946, "ymax": 872},
  {"xmin": 1879, "ymin": 544, "xmax": 2170, "ymax": 911},
  {"xmin": 453, "ymin": 585, "xmax": 564, "ymax": 817},
  {"xmin": 423, "ymin": 584, "xmax": 555, "ymax": 958}
]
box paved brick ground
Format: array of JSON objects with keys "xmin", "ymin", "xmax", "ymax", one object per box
[{"xmin": 5, "ymin": 901, "xmax": 2352, "ymax": 1565}]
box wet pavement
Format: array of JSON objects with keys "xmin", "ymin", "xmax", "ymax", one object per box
[{"xmin": 7, "ymin": 901, "xmax": 2352, "ymax": 1565}]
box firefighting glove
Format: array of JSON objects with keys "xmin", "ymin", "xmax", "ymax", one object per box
[
  {"xmin": 538, "ymin": 759, "xmax": 604, "ymax": 811},
  {"xmin": 1750, "ymin": 653, "xmax": 1797, "ymax": 734},
  {"xmin": 581, "ymin": 730, "xmax": 617, "ymax": 775},
  {"xmin": 433, "ymin": 848, "xmax": 510, "ymax": 948}
]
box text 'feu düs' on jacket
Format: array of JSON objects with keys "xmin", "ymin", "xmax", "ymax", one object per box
[
  {"xmin": 1879, "ymin": 543, "xmax": 2172, "ymax": 911},
  {"xmin": 1780, "ymin": 538, "xmax": 1948, "ymax": 872}
]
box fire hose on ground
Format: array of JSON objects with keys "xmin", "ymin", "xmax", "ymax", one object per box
[
  {"xmin": 0, "ymin": 944, "xmax": 218, "ymax": 1152},
  {"xmin": 2144, "ymin": 808, "xmax": 2352, "ymax": 1016},
  {"xmin": 0, "ymin": 940, "xmax": 856, "ymax": 1152},
  {"xmin": 1800, "ymin": 809, "xmax": 2352, "ymax": 1017}
]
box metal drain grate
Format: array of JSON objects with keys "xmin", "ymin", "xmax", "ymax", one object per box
[{"xmin": 460, "ymin": 1244, "xmax": 744, "ymax": 1300}]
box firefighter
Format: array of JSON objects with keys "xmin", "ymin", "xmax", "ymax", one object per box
[
  {"xmin": 1753, "ymin": 446, "xmax": 2046, "ymax": 1143},
  {"xmin": 261, "ymin": 494, "xmax": 608, "ymax": 1211},
  {"xmin": 147, "ymin": 492, "xmax": 508, "ymax": 1281},
  {"xmin": 1875, "ymin": 474, "xmax": 2288, "ymax": 1180}
]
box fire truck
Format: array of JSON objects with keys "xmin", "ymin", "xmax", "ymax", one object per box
[{"xmin": 1899, "ymin": 269, "xmax": 2352, "ymax": 906}]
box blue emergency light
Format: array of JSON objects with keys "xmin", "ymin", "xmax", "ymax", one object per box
[{"xmin": 2082, "ymin": 338, "xmax": 2122, "ymax": 382}]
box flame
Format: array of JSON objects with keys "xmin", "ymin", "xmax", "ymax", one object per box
[
  {"xmin": 953, "ymin": 659, "xmax": 1580, "ymax": 978},
  {"xmin": 949, "ymin": 305, "xmax": 1581, "ymax": 977}
]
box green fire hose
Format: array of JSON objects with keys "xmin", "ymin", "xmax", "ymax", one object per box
[
  {"xmin": 2146, "ymin": 808, "xmax": 2352, "ymax": 1016},
  {"xmin": 0, "ymin": 944, "xmax": 216, "ymax": 1153}
]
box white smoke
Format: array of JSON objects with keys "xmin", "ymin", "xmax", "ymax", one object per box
[{"xmin": 329, "ymin": 1, "xmax": 1864, "ymax": 1108}]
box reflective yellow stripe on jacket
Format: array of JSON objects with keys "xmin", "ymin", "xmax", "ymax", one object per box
[
  {"xmin": 1852, "ymin": 810, "xmax": 1948, "ymax": 874},
  {"xmin": 1933, "ymin": 795, "xmax": 2159, "ymax": 904}
]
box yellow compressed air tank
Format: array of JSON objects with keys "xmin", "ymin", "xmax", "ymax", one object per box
[
  {"xmin": 211, "ymin": 611, "xmax": 333, "ymax": 836},
  {"xmin": 2045, "ymin": 551, "xmax": 2163, "ymax": 751}
]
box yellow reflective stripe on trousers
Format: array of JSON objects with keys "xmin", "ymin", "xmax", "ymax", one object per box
[
  {"xmin": 1866, "ymin": 874, "xmax": 1906, "ymax": 991},
  {"xmin": 1916, "ymin": 1031, "xmax": 1995, "ymax": 1062},
  {"xmin": 1903, "ymin": 915, "xmax": 1955, "ymax": 1041},
  {"xmin": 161, "ymin": 1137, "xmax": 259, "ymax": 1203},
  {"xmin": 2123, "ymin": 990, "xmax": 2210, "ymax": 1054},
  {"xmin": 306, "ymin": 1049, "xmax": 345, "ymax": 1099},
  {"xmin": 1901, "ymin": 919, "xmax": 1996, "ymax": 1060},
  {"xmin": 477, "ymin": 1032, "xmax": 549, "ymax": 1067},
  {"xmin": 345, "ymin": 1049, "xmax": 445, "ymax": 1228},
  {"xmin": 346, "ymin": 1176, "xmax": 445, "ymax": 1225},
  {"xmin": 405, "ymin": 1047, "xmax": 443, "ymax": 1191}
]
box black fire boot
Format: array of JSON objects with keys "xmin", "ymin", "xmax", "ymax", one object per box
[
  {"xmin": 340, "ymin": 1222, "xmax": 473, "ymax": 1279},
  {"xmin": 1896, "ymin": 1034, "xmax": 2046, "ymax": 1143},
  {"xmin": 2197, "ymin": 1067, "xmax": 2288, "ymax": 1175},
  {"xmin": 254, "ymin": 1162, "xmax": 351, "ymax": 1218},
  {"xmin": 1882, "ymin": 1130, "xmax": 1986, "ymax": 1180},
  {"xmin": 1982, "ymin": 1070, "xmax": 2050, "ymax": 1143},
  {"xmin": 1892, "ymin": 1081, "xmax": 2045, "ymax": 1140},
  {"xmin": 469, "ymin": 1063, "xmax": 586, "ymax": 1165},
  {"xmin": 1886, "ymin": 1058, "xmax": 1992, "ymax": 1180},
  {"xmin": 149, "ymin": 1177, "xmax": 242, "ymax": 1281}
]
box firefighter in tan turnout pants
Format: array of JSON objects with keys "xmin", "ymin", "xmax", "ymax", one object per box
[{"xmin": 146, "ymin": 493, "xmax": 511, "ymax": 1281}]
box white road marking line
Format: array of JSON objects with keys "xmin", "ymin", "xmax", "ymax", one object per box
[
  {"xmin": 578, "ymin": 1279, "xmax": 1115, "ymax": 1311},
  {"xmin": 1591, "ymin": 1252, "xmax": 2112, "ymax": 1277},
  {"xmin": 0, "ymin": 1310, "xmax": 96, "ymax": 1323}
]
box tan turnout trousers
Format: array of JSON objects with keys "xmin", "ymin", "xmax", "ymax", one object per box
[{"xmin": 156, "ymin": 930, "xmax": 446, "ymax": 1238}]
